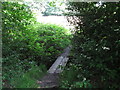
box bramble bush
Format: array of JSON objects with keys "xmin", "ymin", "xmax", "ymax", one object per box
[{"xmin": 2, "ymin": 2, "xmax": 71, "ymax": 88}]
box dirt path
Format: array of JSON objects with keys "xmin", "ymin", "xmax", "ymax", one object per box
[
  {"xmin": 37, "ymin": 46, "xmax": 72, "ymax": 88},
  {"xmin": 38, "ymin": 73, "xmax": 59, "ymax": 88}
]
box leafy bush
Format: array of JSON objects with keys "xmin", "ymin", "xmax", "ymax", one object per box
[
  {"xmin": 2, "ymin": 2, "xmax": 71, "ymax": 88},
  {"xmin": 2, "ymin": 2, "xmax": 37, "ymax": 88},
  {"xmin": 60, "ymin": 2, "xmax": 120, "ymax": 88},
  {"xmin": 60, "ymin": 63, "xmax": 92, "ymax": 89},
  {"xmin": 29, "ymin": 23, "xmax": 71, "ymax": 65}
]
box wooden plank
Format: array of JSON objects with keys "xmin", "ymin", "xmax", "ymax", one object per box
[
  {"xmin": 48, "ymin": 46, "xmax": 71, "ymax": 74},
  {"xmin": 55, "ymin": 57, "xmax": 69, "ymax": 73},
  {"xmin": 48, "ymin": 56, "xmax": 64, "ymax": 73}
]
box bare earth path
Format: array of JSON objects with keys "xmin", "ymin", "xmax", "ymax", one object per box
[{"xmin": 37, "ymin": 46, "xmax": 72, "ymax": 88}]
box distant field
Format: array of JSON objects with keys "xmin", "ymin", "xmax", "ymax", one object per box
[{"xmin": 36, "ymin": 16, "xmax": 73, "ymax": 29}]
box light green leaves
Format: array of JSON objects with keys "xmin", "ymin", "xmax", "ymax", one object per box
[{"xmin": 49, "ymin": 1, "xmax": 56, "ymax": 7}]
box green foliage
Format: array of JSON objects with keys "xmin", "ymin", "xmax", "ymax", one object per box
[
  {"xmin": 11, "ymin": 64, "xmax": 46, "ymax": 88},
  {"xmin": 60, "ymin": 63, "xmax": 92, "ymax": 89},
  {"xmin": 2, "ymin": 2, "xmax": 35, "ymax": 44},
  {"xmin": 2, "ymin": 2, "xmax": 71, "ymax": 88},
  {"xmin": 60, "ymin": 2, "xmax": 120, "ymax": 88},
  {"xmin": 2, "ymin": 2, "xmax": 37, "ymax": 88},
  {"xmin": 24, "ymin": 23, "xmax": 71, "ymax": 66}
]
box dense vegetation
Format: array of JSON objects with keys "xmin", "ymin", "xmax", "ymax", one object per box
[
  {"xmin": 2, "ymin": 1, "xmax": 120, "ymax": 89},
  {"xmin": 2, "ymin": 2, "xmax": 70, "ymax": 88},
  {"xmin": 60, "ymin": 2, "xmax": 120, "ymax": 88}
]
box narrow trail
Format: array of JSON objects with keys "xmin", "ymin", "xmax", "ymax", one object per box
[{"xmin": 37, "ymin": 46, "xmax": 72, "ymax": 88}]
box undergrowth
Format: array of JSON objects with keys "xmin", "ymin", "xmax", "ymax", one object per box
[
  {"xmin": 2, "ymin": 2, "xmax": 71, "ymax": 88},
  {"xmin": 11, "ymin": 64, "xmax": 46, "ymax": 88}
]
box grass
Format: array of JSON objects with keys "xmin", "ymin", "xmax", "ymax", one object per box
[{"xmin": 11, "ymin": 64, "xmax": 47, "ymax": 88}]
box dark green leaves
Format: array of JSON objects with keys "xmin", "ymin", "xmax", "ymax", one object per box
[{"xmin": 60, "ymin": 2, "xmax": 120, "ymax": 88}]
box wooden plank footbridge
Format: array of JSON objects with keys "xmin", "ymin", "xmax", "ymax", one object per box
[{"xmin": 38, "ymin": 46, "xmax": 72, "ymax": 88}]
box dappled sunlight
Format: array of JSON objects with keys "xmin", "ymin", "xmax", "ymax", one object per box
[
  {"xmin": 2, "ymin": 2, "xmax": 71, "ymax": 88},
  {"xmin": 3, "ymin": 0, "xmax": 119, "ymax": 88},
  {"xmin": 35, "ymin": 15, "xmax": 72, "ymax": 35}
]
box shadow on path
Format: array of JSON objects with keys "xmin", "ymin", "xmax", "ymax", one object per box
[{"xmin": 37, "ymin": 45, "xmax": 72, "ymax": 88}]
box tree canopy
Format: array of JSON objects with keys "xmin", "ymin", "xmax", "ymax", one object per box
[{"xmin": 60, "ymin": 2, "xmax": 120, "ymax": 88}]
